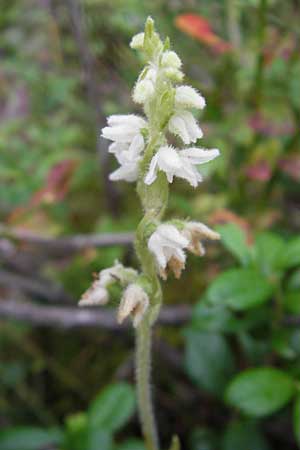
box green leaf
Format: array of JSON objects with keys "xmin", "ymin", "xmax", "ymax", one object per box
[
  {"xmin": 221, "ymin": 420, "xmax": 270, "ymax": 450},
  {"xmin": 207, "ymin": 268, "xmax": 273, "ymax": 310},
  {"xmin": 86, "ymin": 429, "xmax": 112, "ymax": 450},
  {"xmin": 254, "ymin": 232, "xmax": 285, "ymax": 275},
  {"xmin": 281, "ymin": 237, "xmax": 300, "ymax": 269},
  {"xmin": 184, "ymin": 330, "xmax": 235, "ymax": 395},
  {"xmin": 217, "ymin": 223, "xmax": 251, "ymax": 265},
  {"xmin": 192, "ymin": 301, "xmax": 234, "ymax": 333},
  {"xmin": 116, "ymin": 439, "xmax": 145, "ymax": 450},
  {"xmin": 293, "ymin": 395, "xmax": 300, "ymax": 446},
  {"xmin": 89, "ymin": 382, "xmax": 135, "ymax": 432},
  {"xmin": 0, "ymin": 427, "xmax": 62, "ymax": 450},
  {"xmin": 225, "ymin": 368, "xmax": 295, "ymax": 417}
]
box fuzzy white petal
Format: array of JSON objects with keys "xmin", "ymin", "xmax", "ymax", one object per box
[
  {"xmin": 180, "ymin": 147, "xmax": 220, "ymax": 164},
  {"xmin": 133, "ymin": 79, "xmax": 155, "ymax": 104},
  {"xmin": 144, "ymin": 153, "xmax": 159, "ymax": 185},
  {"xmin": 101, "ymin": 126, "xmax": 137, "ymax": 143},
  {"xmin": 107, "ymin": 114, "xmax": 146, "ymax": 129},
  {"xmin": 161, "ymin": 51, "xmax": 182, "ymax": 69},
  {"xmin": 109, "ymin": 163, "xmax": 138, "ymax": 182},
  {"xmin": 127, "ymin": 133, "xmax": 144, "ymax": 158},
  {"xmin": 175, "ymin": 86, "xmax": 206, "ymax": 110}
]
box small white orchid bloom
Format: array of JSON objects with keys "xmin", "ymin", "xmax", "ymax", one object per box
[
  {"xmin": 168, "ymin": 110, "xmax": 203, "ymax": 144},
  {"xmin": 144, "ymin": 146, "xmax": 219, "ymax": 187},
  {"xmin": 175, "ymin": 86, "xmax": 206, "ymax": 110},
  {"xmin": 79, "ymin": 282, "xmax": 109, "ymax": 307},
  {"xmin": 118, "ymin": 284, "xmax": 149, "ymax": 327},
  {"xmin": 130, "ymin": 32, "xmax": 145, "ymax": 49},
  {"xmin": 133, "ymin": 79, "xmax": 155, "ymax": 104},
  {"xmin": 109, "ymin": 133, "xmax": 144, "ymax": 182},
  {"xmin": 182, "ymin": 221, "xmax": 220, "ymax": 256},
  {"xmin": 148, "ymin": 224, "xmax": 189, "ymax": 279},
  {"xmin": 161, "ymin": 51, "xmax": 182, "ymax": 69},
  {"xmin": 102, "ymin": 114, "xmax": 146, "ymax": 144}
]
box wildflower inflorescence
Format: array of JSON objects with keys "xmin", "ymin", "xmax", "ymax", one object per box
[{"xmin": 79, "ymin": 17, "xmax": 220, "ymax": 449}]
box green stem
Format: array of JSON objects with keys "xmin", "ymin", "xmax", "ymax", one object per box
[
  {"xmin": 134, "ymin": 132, "xmax": 169, "ymax": 449},
  {"xmin": 136, "ymin": 320, "xmax": 159, "ymax": 450}
]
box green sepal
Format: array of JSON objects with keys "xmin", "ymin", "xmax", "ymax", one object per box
[
  {"xmin": 143, "ymin": 17, "xmax": 163, "ymax": 59},
  {"xmin": 163, "ymin": 36, "xmax": 170, "ymax": 51}
]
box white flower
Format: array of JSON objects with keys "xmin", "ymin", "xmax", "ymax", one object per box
[
  {"xmin": 144, "ymin": 146, "xmax": 220, "ymax": 187},
  {"xmin": 79, "ymin": 282, "xmax": 109, "ymax": 307},
  {"xmin": 182, "ymin": 221, "xmax": 220, "ymax": 256},
  {"xmin": 118, "ymin": 284, "xmax": 149, "ymax": 327},
  {"xmin": 133, "ymin": 79, "xmax": 155, "ymax": 104},
  {"xmin": 101, "ymin": 115, "xmax": 146, "ymax": 182},
  {"xmin": 148, "ymin": 224, "xmax": 189, "ymax": 279},
  {"xmin": 168, "ymin": 110, "xmax": 203, "ymax": 144},
  {"xmin": 161, "ymin": 51, "xmax": 182, "ymax": 69},
  {"xmin": 175, "ymin": 86, "xmax": 206, "ymax": 110},
  {"xmin": 101, "ymin": 114, "xmax": 147, "ymax": 143},
  {"xmin": 130, "ymin": 32, "xmax": 145, "ymax": 49},
  {"xmin": 109, "ymin": 133, "xmax": 144, "ymax": 182}
]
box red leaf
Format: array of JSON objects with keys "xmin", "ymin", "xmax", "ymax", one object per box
[{"xmin": 175, "ymin": 14, "xmax": 232, "ymax": 54}]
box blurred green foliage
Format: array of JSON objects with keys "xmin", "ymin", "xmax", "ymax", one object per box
[{"xmin": 0, "ymin": 0, "xmax": 300, "ymax": 449}]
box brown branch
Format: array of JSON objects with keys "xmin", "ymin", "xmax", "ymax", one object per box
[
  {"xmin": 0, "ymin": 299, "xmax": 192, "ymax": 330},
  {"xmin": 0, "ymin": 269, "xmax": 74, "ymax": 304},
  {"xmin": 0, "ymin": 224, "xmax": 134, "ymax": 255}
]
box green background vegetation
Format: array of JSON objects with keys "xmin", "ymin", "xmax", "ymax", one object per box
[{"xmin": 0, "ymin": 0, "xmax": 300, "ymax": 449}]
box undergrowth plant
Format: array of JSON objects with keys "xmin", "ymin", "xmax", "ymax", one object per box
[{"xmin": 79, "ymin": 17, "xmax": 220, "ymax": 450}]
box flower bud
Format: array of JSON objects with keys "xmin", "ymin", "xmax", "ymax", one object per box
[
  {"xmin": 161, "ymin": 51, "xmax": 182, "ymax": 69},
  {"xmin": 130, "ymin": 32, "xmax": 145, "ymax": 49},
  {"xmin": 118, "ymin": 284, "xmax": 149, "ymax": 327},
  {"xmin": 133, "ymin": 79, "xmax": 155, "ymax": 104},
  {"xmin": 79, "ymin": 282, "xmax": 109, "ymax": 307}
]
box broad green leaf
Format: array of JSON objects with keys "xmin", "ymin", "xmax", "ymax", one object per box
[
  {"xmin": 184, "ymin": 330, "xmax": 235, "ymax": 395},
  {"xmin": 281, "ymin": 237, "xmax": 300, "ymax": 269},
  {"xmin": 293, "ymin": 395, "xmax": 300, "ymax": 446},
  {"xmin": 0, "ymin": 427, "xmax": 62, "ymax": 450},
  {"xmin": 89, "ymin": 382, "xmax": 135, "ymax": 432},
  {"xmin": 217, "ymin": 223, "xmax": 251, "ymax": 265},
  {"xmin": 207, "ymin": 268, "xmax": 273, "ymax": 310},
  {"xmin": 192, "ymin": 301, "xmax": 234, "ymax": 332},
  {"xmin": 254, "ymin": 232, "xmax": 285, "ymax": 275},
  {"xmin": 221, "ymin": 420, "xmax": 270, "ymax": 450},
  {"xmin": 225, "ymin": 368, "xmax": 295, "ymax": 417}
]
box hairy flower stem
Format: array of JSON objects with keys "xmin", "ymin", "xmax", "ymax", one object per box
[
  {"xmin": 134, "ymin": 134, "xmax": 169, "ymax": 450},
  {"xmin": 136, "ymin": 320, "xmax": 159, "ymax": 450}
]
